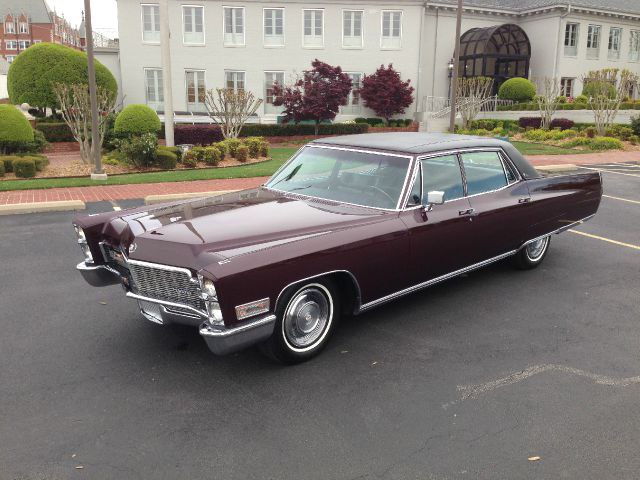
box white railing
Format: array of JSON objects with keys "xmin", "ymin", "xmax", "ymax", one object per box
[
  {"xmin": 428, "ymin": 95, "xmax": 514, "ymax": 119},
  {"xmin": 422, "ymin": 96, "xmax": 451, "ymax": 113}
]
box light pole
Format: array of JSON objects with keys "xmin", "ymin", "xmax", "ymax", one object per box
[
  {"xmin": 159, "ymin": 0, "xmax": 175, "ymax": 147},
  {"xmin": 447, "ymin": 58, "xmax": 454, "ymax": 99},
  {"xmin": 449, "ymin": 0, "xmax": 463, "ymax": 133},
  {"xmin": 83, "ymin": 0, "xmax": 105, "ymax": 180}
]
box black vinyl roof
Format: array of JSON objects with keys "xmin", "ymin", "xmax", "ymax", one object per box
[{"xmin": 312, "ymin": 132, "xmax": 540, "ymax": 179}]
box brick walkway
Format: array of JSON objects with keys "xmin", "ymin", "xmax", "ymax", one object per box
[{"xmin": 1, "ymin": 150, "xmax": 637, "ymax": 206}]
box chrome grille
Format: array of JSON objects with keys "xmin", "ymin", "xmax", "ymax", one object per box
[{"xmin": 127, "ymin": 260, "xmax": 205, "ymax": 312}]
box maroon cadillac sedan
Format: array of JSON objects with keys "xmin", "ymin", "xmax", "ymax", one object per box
[{"xmin": 73, "ymin": 133, "xmax": 602, "ymax": 363}]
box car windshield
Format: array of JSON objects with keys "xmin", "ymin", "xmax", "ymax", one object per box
[{"xmin": 266, "ymin": 146, "xmax": 411, "ymax": 209}]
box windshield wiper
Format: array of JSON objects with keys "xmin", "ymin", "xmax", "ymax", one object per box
[{"xmin": 271, "ymin": 164, "xmax": 302, "ymax": 188}]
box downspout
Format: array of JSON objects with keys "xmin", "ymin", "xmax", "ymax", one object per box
[
  {"xmin": 415, "ymin": 2, "xmax": 426, "ymax": 116},
  {"xmin": 553, "ymin": 2, "xmax": 572, "ymax": 79}
]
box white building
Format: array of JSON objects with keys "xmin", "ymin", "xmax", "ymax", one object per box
[{"xmin": 113, "ymin": 0, "xmax": 640, "ymax": 122}]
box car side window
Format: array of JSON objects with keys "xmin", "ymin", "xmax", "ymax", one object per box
[
  {"xmin": 407, "ymin": 163, "xmax": 422, "ymax": 206},
  {"xmin": 460, "ymin": 151, "xmax": 509, "ymax": 196},
  {"xmin": 421, "ymin": 154, "xmax": 465, "ymax": 202}
]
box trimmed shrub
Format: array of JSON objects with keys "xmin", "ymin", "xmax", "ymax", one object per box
[
  {"xmin": 355, "ymin": 117, "xmax": 384, "ymax": 126},
  {"xmin": 630, "ymin": 115, "xmax": 640, "ymax": 136},
  {"xmin": 35, "ymin": 122, "xmax": 75, "ymax": 142},
  {"xmin": 182, "ymin": 151, "xmax": 198, "ymax": 168},
  {"xmin": 203, "ymin": 147, "xmax": 222, "ymax": 166},
  {"xmin": 157, "ymin": 145, "xmax": 182, "ymax": 162},
  {"xmin": 523, "ymin": 129, "xmax": 548, "ymax": 142},
  {"xmin": 563, "ymin": 137, "xmax": 592, "ymax": 147},
  {"xmin": 518, "ymin": 117, "xmax": 543, "ymax": 129},
  {"xmin": 242, "ymin": 137, "xmax": 264, "ymax": 157},
  {"xmin": 30, "ymin": 129, "xmax": 49, "ymax": 152},
  {"xmin": 629, "ymin": 135, "xmax": 639, "ymax": 145},
  {"xmin": 27, "ymin": 155, "xmax": 48, "ymax": 171},
  {"xmin": 222, "ymin": 138, "xmax": 242, "ymax": 158},
  {"xmin": 114, "ymin": 104, "xmax": 161, "ymax": 137},
  {"xmin": 0, "ymin": 104, "xmax": 34, "ymax": 153},
  {"xmin": 1, "ymin": 156, "xmax": 14, "ymax": 173},
  {"xmin": 0, "ymin": 160, "xmax": 4, "ymax": 176},
  {"xmin": 156, "ymin": 150, "xmax": 178, "ymax": 169},
  {"xmin": 174, "ymin": 124, "xmax": 224, "ymax": 145},
  {"xmin": 498, "ymin": 78, "xmax": 536, "ymax": 103},
  {"xmin": 574, "ymin": 95, "xmax": 589, "ymax": 104},
  {"xmin": 260, "ymin": 141, "xmax": 270, "ymax": 157},
  {"xmin": 584, "ymin": 127, "xmax": 597, "ymax": 138},
  {"xmin": 13, "ymin": 157, "xmax": 36, "ymax": 178},
  {"xmin": 116, "ymin": 133, "xmax": 158, "ymax": 167},
  {"xmin": 605, "ymin": 125, "xmax": 634, "ymax": 140},
  {"xmin": 236, "ymin": 145, "xmax": 249, "ymax": 162},
  {"xmin": 8, "ymin": 42, "xmax": 117, "ymax": 110},
  {"xmin": 212, "ymin": 142, "xmax": 227, "ymax": 159},
  {"xmin": 550, "ymin": 118, "xmax": 575, "ymax": 131},
  {"xmin": 239, "ymin": 122, "xmax": 369, "ymax": 137},
  {"xmin": 589, "ymin": 137, "xmax": 623, "ymax": 151}
]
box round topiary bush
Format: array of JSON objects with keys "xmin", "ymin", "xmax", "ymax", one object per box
[
  {"xmin": 156, "ymin": 149, "xmax": 178, "ymax": 169},
  {"xmin": 498, "ymin": 78, "xmax": 537, "ymax": 103},
  {"xmin": 8, "ymin": 42, "xmax": 117, "ymax": 110},
  {"xmin": 13, "ymin": 157, "xmax": 37, "ymax": 178},
  {"xmin": 114, "ymin": 104, "xmax": 162, "ymax": 137},
  {"xmin": 0, "ymin": 104, "xmax": 34, "ymax": 153}
]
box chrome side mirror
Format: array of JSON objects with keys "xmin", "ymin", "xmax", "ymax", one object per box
[{"xmin": 423, "ymin": 191, "xmax": 445, "ymax": 211}]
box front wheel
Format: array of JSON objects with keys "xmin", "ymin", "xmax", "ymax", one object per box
[
  {"xmin": 261, "ymin": 281, "xmax": 340, "ymax": 364},
  {"xmin": 513, "ymin": 235, "xmax": 551, "ymax": 270}
]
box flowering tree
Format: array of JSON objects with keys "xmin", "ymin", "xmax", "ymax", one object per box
[
  {"xmin": 360, "ymin": 64, "xmax": 414, "ymax": 124},
  {"xmin": 272, "ymin": 59, "xmax": 352, "ymax": 134}
]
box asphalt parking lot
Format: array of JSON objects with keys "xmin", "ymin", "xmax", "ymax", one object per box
[{"xmin": 1, "ymin": 166, "xmax": 639, "ymax": 480}]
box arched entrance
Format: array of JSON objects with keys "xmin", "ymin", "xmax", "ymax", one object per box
[{"xmin": 457, "ymin": 24, "xmax": 531, "ymax": 93}]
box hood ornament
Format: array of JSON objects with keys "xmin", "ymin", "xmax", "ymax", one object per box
[{"xmin": 129, "ymin": 243, "xmax": 138, "ymax": 254}]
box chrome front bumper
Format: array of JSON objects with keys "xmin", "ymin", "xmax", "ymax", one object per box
[
  {"xmin": 76, "ymin": 261, "xmax": 121, "ymax": 287},
  {"xmin": 76, "ymin": 261, "xmax": 276, "ymax": 355}
]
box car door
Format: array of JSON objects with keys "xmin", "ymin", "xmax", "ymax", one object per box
[
  {"xmin": 399, "ymin": 153, "xmax": 476, "ymax": 286},
  {"xmin": 459, "ymin": 149, "xmax": 534, "ymax": 261}
]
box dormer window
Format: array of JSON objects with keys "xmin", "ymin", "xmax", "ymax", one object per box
[
  {"xmin": 19, "ymin": 22, "xmax": 28, "ymax": 34},
  {"xmin": 5, "ymin": 21, "xmax": 15, "ymax": 34}
]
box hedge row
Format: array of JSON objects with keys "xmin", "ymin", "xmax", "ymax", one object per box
[
  {"xmin": 35, "ymin": 122, "xmax": 75, "ymax": 142},
  {"xmin": 498, "ymin": 102, "xmax": 640, "ymax": 111}
]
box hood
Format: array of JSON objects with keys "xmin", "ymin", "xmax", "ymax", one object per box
[{"xmin": 113, "ymin": 188, "xmax": 392, "ymax": 271}]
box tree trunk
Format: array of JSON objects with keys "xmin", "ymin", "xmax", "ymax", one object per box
[{"xmin": 314, "ymin": 120, "xmax": 319, "ymax": 136}]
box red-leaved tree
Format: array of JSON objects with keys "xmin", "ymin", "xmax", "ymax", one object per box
[
  {"xmin": 272, "ymin": 59, "xmax": 352, "ymax": 134},
  {"xmin": 361, "ymin": 64, "xmax": 414, "ymax": 124}
]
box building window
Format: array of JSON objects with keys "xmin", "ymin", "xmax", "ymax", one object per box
[
  {"xmin": 19, "ymin": 22, "xmax": 28, "ymax": 33},
  {"xmin": 343, "ymin": 10, "xmax": 363, "ymax": 48},
  {"xmin": 608, "ymin": 27, "xmax": 622, "ymax": 60},
  {"xmin": 630, "ymin": 30, "xmax": 640, "ymax": 62},
  {"xmin": 564, "ymin": 22, "xmax": 579, "ymax": 56},
  {"xmin": 6, "ymin": 40, "xmax": 17, "ymax": 50},
  {"xmin": 33, "ymin": 40, "xmax": 41, "ymax": 44},
  {"xmin": 141, "ymin": 4, "xmax": 160, "ymax": 43},
  {"xmin": 586, "ymin": 25, "xmax": 600, "ymax": 59},
  {"xmin": 183, "ymin": 5, "xmax": 204, "ymax": 45},
  {"xmin": 186, "ymin": 70, "xmax": 206, "ymax": 110},
  {"xmin": 342, "ymin": 72, "xmax": 363, "ymax": 114},
  {"xmin": 263, "ymin": 8, "xmax": 284, "ymax": 47},
  {"xmin": 381, "ymin": 10, "xmax": 402, "ymax": 49},
  {"xmin": 225, "ymin": 71, "xmax": 245, "ymax": 91},
  {"xmin": 18, "ymin": 40, "xmax": 29, "ymax": 50},
  {"xmin": 303, "ymin": 9, "xmax": 323, "ymax": 48},
  {"xmin": 224, "ymin": 7, "xmax": 244, "ymax": 46},
  {"xmin": 5, "ymin": 22, "xmax": 14, "ymax": 34},
  {"xmin": 145, "ymin": 68, "xmax": 164, "ymax": 111},
  {"xmin": 560, "ymin": 78, "xmax": 574, "ymax": 97},
  {"xmin": 6, "ymin": 55, "xmax": 16, "ymax": 63},
  {"xmin": 265, "ymin": 71, "xmax": 284, "ymax": 113}
]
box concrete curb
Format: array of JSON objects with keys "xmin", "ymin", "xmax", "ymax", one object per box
[
  {"xmin": 535, "ymin": 164, "xmax": 579, "ymax": 173},
  {"xmin": 0, "ymin": 200, "xmax": 85, "ymax": 216},
  {"xmin": 144, "ymin": 190, "xmax": 239, "ymax": 205}
]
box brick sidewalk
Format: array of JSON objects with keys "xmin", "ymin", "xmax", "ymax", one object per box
[{"xmin": 1, "ymin": 150, "xmax": 637, "ymax": 206}]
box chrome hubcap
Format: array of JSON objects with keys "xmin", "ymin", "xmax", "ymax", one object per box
[
  {"xmin": 526, "ymin": 236, "xmax": 548, "ymax": 260},
  {"xmin": 283, "ymin": 286, "xmax": 331, "ymax": 349}
]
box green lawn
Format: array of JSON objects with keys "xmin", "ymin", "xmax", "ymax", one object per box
[
  {"xmin": 510, "ymin": 141, "xmax": 589, "ymax": 156},
  {"xmin": 0, "ymin": 147, "xmax": 297, "ymax": 192},
  {"xmin": 0, "ymin": 140, "xmax": 587, "ymax": 192}
]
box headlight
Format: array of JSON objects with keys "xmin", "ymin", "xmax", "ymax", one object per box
[
  {"xmin": 73, "ymin": 225, "xmax": 93, "ymax": 263},
  {"xmin": 198, "ymin": 274, "xmax": 217, "ymax": 299},
  {"xmin": 198, "ymin": 274, "xmax": 223, "ymax": 326}
]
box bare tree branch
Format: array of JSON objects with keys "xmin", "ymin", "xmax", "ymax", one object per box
[
  {"xmin": 455, "ymin": 77, "xmax": 494, "ymax": 128},
  {"xmin": 53, "ymin": 83, "xmax": 116, "ymax": 164},
  {"xmin": 534, "ymin": 77, "xmax": 562, "ymax": 130},
  {"xmin": 204, "ymin": 88, "xmax": 263, "ymax": 138}
]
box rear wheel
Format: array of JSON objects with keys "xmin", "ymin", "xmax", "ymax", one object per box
[
  {"xmin": 261, "ymin": 280, "xmax": 340, "ymax": 364},
  {"xmin": 513, "ymin": 235, "xmax": 550, "ymax": 270}
]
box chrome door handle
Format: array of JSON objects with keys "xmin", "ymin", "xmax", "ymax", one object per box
[
  {"xmin": 518, "ymin": 197, "xmax": 531, "ymax": 204},
  {"xmin": 458, "ymin": 208, "xmax": 475, "ymax": 216}
]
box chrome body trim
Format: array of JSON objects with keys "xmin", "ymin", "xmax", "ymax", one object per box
[
  {"xmin": 125, "ymin": 291, "xmax": 208, "ymax": 319},
  {"xmin": 358, "ymin": 250, "xmax": 517, "ymax": 312},
  {"xmin": 274, "ymin": 269, "xmax": 362, "ymax": 314},
  {"xmin": 519, "ymin": 213, "xmax": 596, "ymax": 250},
  {"xmin": 199, "ymin": 314, "xmax": 277, "ymax": 355},
  {"xmin": 76, "ymin": 261, "xmax": 121, "ymax": 287},
  {"xmin": 126, "ymin": 258, "xmax": 197, "ymax": 280}
]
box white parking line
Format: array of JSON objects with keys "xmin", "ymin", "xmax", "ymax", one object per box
[
  {"xmin": 581, "ymin": 167, "xmax": 640, "ymax": 178},
  {"xmin": 603, "ymin": 194, "xmax": 640, "ymax": 205},
  {"xmin": 569, "ymin": 229, "xmax": 640, "ymax": 251},
  {"xmin": 110, "ymin": 202, "xmax": 121, "ymax": 211}
]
